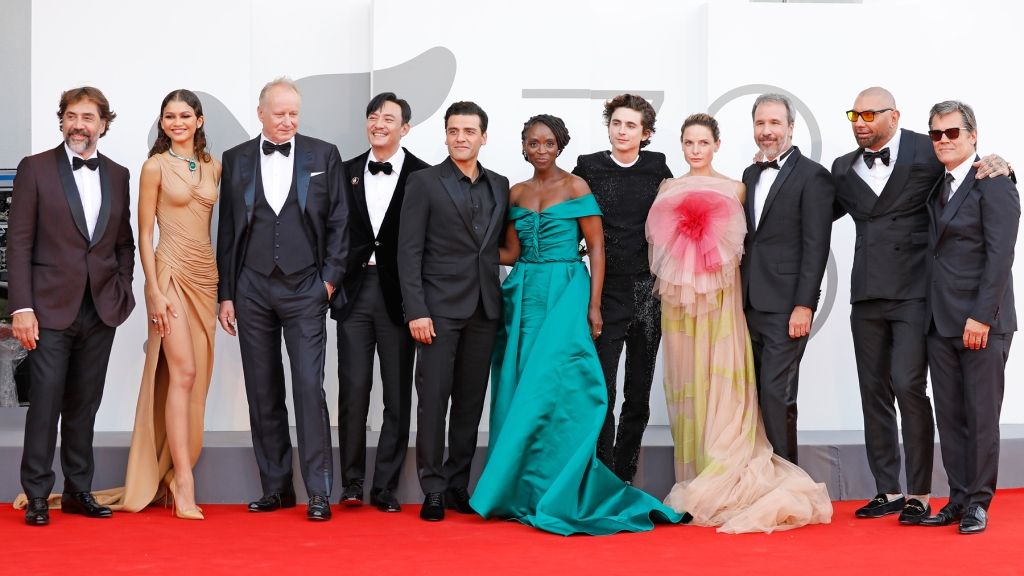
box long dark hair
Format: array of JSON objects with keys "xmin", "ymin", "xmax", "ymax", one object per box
[{"xmin": 148, "ymin": 89, "xmax": 211, "ymax": 162}]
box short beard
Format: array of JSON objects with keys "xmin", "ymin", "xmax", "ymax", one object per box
[{"xmin": 65, "ymin": 131, "xmax": 95, "ymax": 155}]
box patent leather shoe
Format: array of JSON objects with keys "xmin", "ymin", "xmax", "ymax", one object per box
[
  {"xmin": 420, "ymin": 492, "xmax": 445, "ymax": 521},
  {"xmin": 920, "ymin": 503, "xmax": 964, "ymax": 527},
  {"xmin": 371, "ymin": 490, "xmax": 401, "ymax": 513},
  {"xmin": 855, "ymin": 494, "xmax": 904, "ymax": 518},
  {"xmin": 898, "ymin": 498, "xmax": 931, "ymax": 525},
  {"xmin": 307, "ymin": 495, "xmax": 332, "ymax": 521},
  {"xmin": 247, "ymin": 492, "xmax": 297, "ymax": 512},
  {"xmin": 25, "ymin": 498, "xmax": 49, "ymax": 526},
  {"xmin": 340, "ymin": 483, "xmax": 364, "ymax": 507},
  {"xmin": 958, "ymin": 505, "xmax": 987, "ymax": 534},
  {"xmin": 61, "ymin": 492, "xmax": 112, "ymax": 518},
  {"xmin": 445, "ymin": 486, "xmax": 474, "ymax": 514}
]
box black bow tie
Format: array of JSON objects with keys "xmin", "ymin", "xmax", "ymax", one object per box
[
  {"xmin": 262, "ymin": 140, "xmax": 292, "ymax": 157},
  {"xmin": 72, "ymin": 157, "xmax": 99, "ymax": 171},
  {"xmin": 863, "ymin": 147, "xmax": 891, "ymax": 168},
  {"xmin": 368, "ymin": 160, "xmax": 393, "ymax": 175},
  {"xmin": 755, "ymin": 159, "xmax": 780, "ymax": 171}
]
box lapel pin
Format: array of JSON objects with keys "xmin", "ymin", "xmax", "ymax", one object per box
[{"xmin": 351, "ymin": 176, "xmax": 360, "ymax": 186}]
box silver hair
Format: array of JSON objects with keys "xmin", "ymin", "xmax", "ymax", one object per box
[
  {"xmin": 752, "ymin": 93, "xmax": 795, "ymax": 125},
  {"xmin": 928, "ymin": 100, "xmax": 977, "ymax": 134},
  {"xmin": 259, "ymin": 77, "xmax": 301, "ymax": 106}
]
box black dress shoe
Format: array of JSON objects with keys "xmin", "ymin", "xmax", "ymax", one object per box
[
  {"xmin": 898, "ymin": 498, "xmax": 931, "ymax": 525},
  {"xmin": 61, "ymin": 492, "xmax": 112, "ymax": 518},
  {"xmin": 920, "ymin": 503, "xmax": 964, "ymax": 527},
  {"xmin": 855, "ymin": 494, "xmax": 905, "ymax": 518},
  {"xmin": 339, "ymin": 483, "xmax": 364, "ymax": 507},
  {"xmin": 420, "ymin": 492, "xmax": 445, "ymax": 521},
  {"xmin": 370, "ymin": 490, "xmax": 402, "ymax": 513},
  {"xmin": 25, "ymin": 498, "xmax": 49, "ymax": 526},
  {"xmin": 959, "ymin": 505, "xmax": 987, "ymax": 534},
  {"xmin": 307, "ymin": 495, "xmax": 332, "ymax": 521},
  {"xmin": 445, "ymin": 487, "xmax": 474, "ymax": 514},
  {"xmin": 247, "ymin": 492, "xmax": 297, "ymax": 512}
]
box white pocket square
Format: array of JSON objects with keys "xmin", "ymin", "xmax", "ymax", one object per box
[{"xmin": 311, "ymin": 171, "xmax": 325, "ymax": 177}]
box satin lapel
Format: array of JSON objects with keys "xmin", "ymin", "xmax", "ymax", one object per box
[
  {"xmin": 440, "ymin": 169, "xmax": 475, "ymax": 238},
  {"xmin": 480, "ymin": 170, "xmax": 506, "ymax": 249},
  {"xmin": 54, "ymin": 145, "xmax": 90, "ymax": 242},
  {"xmin": 937, "ymin": 164, "xmax": 978, "ymax": 240},
  {"xmin": 380, "ymin": 150, "xmax": 414, "ymax": 230},
  {"xmin": 349, "ymin": 151, "xmax": 373, "ymax": 232},
  {"xmin": 759, "ymin": 147, "xmax": 799, "ymax": 226},
  {"xmin": 296, "ymin": 136, "xmax": 313, "ymax": 213},
  {"xmin": 91, "ymin": 154, "xmax": 113, "ymax": 246},
  {"xmin": 742, "ymin": 166, "xmax": 759, "ymax": 235},
  {"xmin": 925, "ymin": 176, "xmax": 942, "ymax": 245},
  {"xmin": 242, "ymin": 138, "xmax": 258, "ymax": 223},
  {"xmin": 871, "ymin": 130, "xmax": 915, "ymax": 216}
]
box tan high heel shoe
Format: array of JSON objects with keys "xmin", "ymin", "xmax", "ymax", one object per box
[{"xmin": 167, "ymin": 481, "xmax": 204, "ymax": 520}]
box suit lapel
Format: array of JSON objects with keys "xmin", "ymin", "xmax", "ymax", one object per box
[
  {"xmin": 937, "ymin": 164, "xmax": 978, "ymax": 240},
  {"xmin": 349, "ymin": 151, "xmax": 373, "ymax": 232},
  {"xmin": 742, "ymin": 166, "xmax": 758, "ymax": 235},
  {"xmin": 380, "ymin": 148, "xmax": 415, "ymax": 232},
  {"xmin": 53, "ymin": 145, "xmax": 91, "ymax": 242},
  {"xmin": 439, "ymin": 164, "xmax": 476, "ymax": 239},
  {"xmin": 870, "ymin": 129, "xmax": 915, "ymax": 216},
  {"xmin": 295, "ymin": 135, "xmax": 313, "ymax": 212},
  {"xmin": 91, "ymin": 154, "xmax": 113, "ymax": 246},
  {"xmin": 926, "ymin": 176, "xmax": 942, "ymax": 245},
  {"xmin": 480, "ymin": 169, "xmax": 506, "ymax": 249},
  {"xmin": 242, "ymin": 137, "xmax": 258, "ymax": 223},
  {"xmin": 759, "ymin": 146, "xmax": 799, "ymax": 226}
]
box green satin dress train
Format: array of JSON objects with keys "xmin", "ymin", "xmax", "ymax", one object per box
[{"xmin": 469, "ymin": 194, "xmax": 682, "ymax": 535}]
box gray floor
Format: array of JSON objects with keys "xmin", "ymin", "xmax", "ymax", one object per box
[{"xmin": 3, "ymin": 407, "xmax": 1024, "ymax": 504}]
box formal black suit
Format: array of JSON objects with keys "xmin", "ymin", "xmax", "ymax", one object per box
[
  {"xmin": 831, "ymin": 129, "xmax": 938, "ymax": 496},
  {"xmin": 741, "ymin": 146, "xmax": 834, "ymax": 463},
  {"xmin": 217, "ymin": 133, "xmax": 348, "ymax": 499},
  {"xmin": 334, "ymin": 148, "xmax": 428, "ymax": 498},
  {"xmin": 925, "ymin": 162, "xmax": 1018, "ymax": 511},
  {"xmin": 397, "ymin": 157, "xmax": 508, "ymax": 495},
  {"xmin": 8, "ymin": 144, "xmax": 135, "ymax": 498}
]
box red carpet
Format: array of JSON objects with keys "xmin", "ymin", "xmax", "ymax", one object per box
[{"xmin": 5, "ymin": 490, "xmax": 1024, "ymax": 575}]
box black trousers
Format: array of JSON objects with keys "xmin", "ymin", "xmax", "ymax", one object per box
[
  {"xmin": 745, "ymin": 308, "xmax": 808, "ymax": 464},
  {"xmin": 851, "ymin": 298, "xmax": 934, "ymax": 495},
  {"xmin": 20, "ymin": 291, "xmax": 116, "ymax": 498},
  {"xmin": 928, "ymin": 329, "xmax": 1011, "ymax": 510},
  {"xmin": 414, "ymin": 302, "xmax": 498, "ymax": 494},
  {"xmin": 595, "ymin": 273, "xmax": 661, "ymax": 482},
  {"xmin": 337, "ymin": 268, "xmax": 414, "ymax": 495},
  {"xmin": 236, "ymin": 266, "xmax": 332, "ymax": 498}
]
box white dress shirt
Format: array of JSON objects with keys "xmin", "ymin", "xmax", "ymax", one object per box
[
  {"xmin": 753, "ymin": 147, "xmax": 793, "ymax": 229},
  {"xmin": 364, "ymin": 147, "xmax": 405, "ymax": 265},
  {"xmin": 945, "ymin": 155, "xmax": 975, "ymax": 202},
  {"xmin": 65, "ymin": 143, "xmax": 101, "ymax": 238},
  {"xmin": 853, "ymin": 129, "xmax": 902, "ymax": 196},
  {"xmin": 259, "ymin": 135, "xmax": 295, "ymax": 214}
]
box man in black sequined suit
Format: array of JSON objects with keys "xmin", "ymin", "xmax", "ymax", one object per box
[{"xmin": 573, "ymin": 94, "xmax": 672, "ymax": 482}]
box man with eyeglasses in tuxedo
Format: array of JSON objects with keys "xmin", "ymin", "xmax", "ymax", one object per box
[{"xmin": 830, "ymin": 87, "xmax": 1013, "ymax": 525}]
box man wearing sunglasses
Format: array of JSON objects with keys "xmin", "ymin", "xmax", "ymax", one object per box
[
  {"xmin": 831, "ymin": 87, "xmax": 1013, "ymax": 526},
  {"xmin": 919, "ymin": 101, "xmax": 1018, "ymax": 534}
]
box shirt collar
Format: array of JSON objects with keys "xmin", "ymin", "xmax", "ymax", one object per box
[
  {"xmin": 947, "ymin": 154, "xmax": 976, "ymax": 189},
  {"xmin": 366, "ymin": 146, "xmax": 405, "ymax": 174},
  {"xmin": 64, "ymin": 143, "xmax": 98, "ymax": 163},
  {"xmin": 259, "ymin": 135, "xmax": 296, "ymax": 153}
]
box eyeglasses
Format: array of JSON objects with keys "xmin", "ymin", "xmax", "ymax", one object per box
[
  {"xmin": 928, "ymin": 127, "xmax": 966, "ymax": 141},
  {"xmin": 846, "ymin": 109, "xmax": 893, "ymax": 122}
]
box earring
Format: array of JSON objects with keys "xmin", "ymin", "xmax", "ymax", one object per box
[{"xmin": 522, "ymin": 151, "xmax": 529, "ymax": 162}]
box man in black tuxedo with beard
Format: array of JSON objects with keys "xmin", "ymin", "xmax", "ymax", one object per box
[
  {"xmin": 919, "ymin": 101, "xmax": 1018, "ymax": 535},
  {"xmin": 217, "ymin": 78, "xmax": 348, "ymax": 521},
  {"xmin": 741, "ymin": 93, "xmax": 834, "ymax": 465},
  {"xmin": 334, "ymin": 92, "xmax": 428, "ymax": 513},
  {"xmin": 398, "ymin": 101, "xmax": 508, "ymax": 522},
  {"xmin": 831, "ymin": 87, "xmax": 1013, "ymax": 524}
]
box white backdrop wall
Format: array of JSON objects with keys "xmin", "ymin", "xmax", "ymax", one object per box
[{"xmin": 24, "ymin": 0, "xmax": 1022, "ymax": 432}]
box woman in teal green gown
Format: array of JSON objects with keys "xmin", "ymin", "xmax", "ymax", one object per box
[{"xmin": 469, "ymin": 115, "xmax": 682, "ymax": 535}]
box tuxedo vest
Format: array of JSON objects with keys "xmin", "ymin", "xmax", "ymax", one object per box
[{"xmin": 244, "ymin": 169, "xmax": 316, "ymax": 276}]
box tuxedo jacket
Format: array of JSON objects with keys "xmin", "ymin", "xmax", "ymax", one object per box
[
  {"xmin": 334, "ymin": 147, "xmax": 429, "ymax": 324},
  {"xmin": 924, "ymin": 163, "xmax": 1019, "ymax": 337},
  {"xmin": 741, "ymin": 146, "xmax": 835, "ymax": 313},
  {"xmin": 216, "ymin": 133, "xmax": 349, "ymax": 307},
  {"xmin": 397, "ymin": 158, "xmax": 509, "ymax": 322},
  {"xmin": 7, "ymin": 144, "xmax": 136, "ymax": 330},
  {"xmin": 832, "ymin": 129, "xmax": 943, "ymax": 303}
]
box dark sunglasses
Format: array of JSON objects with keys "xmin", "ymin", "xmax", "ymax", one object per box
[
  {"xmin": 846, "ymin": 108, "xmax": 893, "ymax": 122},
  {"xmin": 928, "ymin": 127, "xmax": 966, "ymax": 141}
]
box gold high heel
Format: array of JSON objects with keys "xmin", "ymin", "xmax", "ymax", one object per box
[{"xmin": 167, "ymin": 481, "xmax": 205, "ymax": 520}]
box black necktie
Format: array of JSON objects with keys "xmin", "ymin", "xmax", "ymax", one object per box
[
  {"xmin": 368, "ymin": 160, "xmax": 393, "ymax": 175},
  {"xmin": 939, "ymin": 173, "xmax": 954, "ymax": 208},
  {"xmin": 755, "ymin": 159, "xmax": 779, "ymax": 171},
  {"xmin": 72, "ymin": 157, "xmax": 99, "ymax": 171},
  {"xmin": 863, "ymin": 147, "xmax": 891, "ymax": 168},
  {"xmin": 262, "ymin": 140, "xmax": 292, "ymax": 157}
]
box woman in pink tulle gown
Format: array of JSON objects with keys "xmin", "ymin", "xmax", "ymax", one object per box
[{"xmin": 646, "ymin": 113, "xmax": 832, "ymax": 533}]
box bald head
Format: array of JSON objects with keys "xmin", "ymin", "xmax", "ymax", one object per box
[
  {"xmin": 856, "ymin": 87, "xmax": 896, "ymax": 109},
  {"xmin": 850, "ymin": 87, "xmax": 900, "ymax": 150}
]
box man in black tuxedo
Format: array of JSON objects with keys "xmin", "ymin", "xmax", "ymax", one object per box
[
  {"xmin": 832, "ymin": 87, "xmax": 1014, "ymax": 524},
  {"xmin": 398, "ymin": 101, "xmax": 508, "ymax": 522},
  {"xmin": 216, "ymin": 78, "xmax": 348, "ymax": 521},
  {"xmin": 334, "ymin": 93, "xmax": 428, "ymax": 513},
  {"xmin": 9, "ymin": 87, "xmax": 135, "ymax": 526},
  {"xmin": 741, "ymin": 93, "xmax": 834, "ymax": 464},
  {"xmin": 918, "ymin": 101, "xmax": 1018, "ymax": 534}
]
